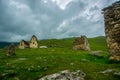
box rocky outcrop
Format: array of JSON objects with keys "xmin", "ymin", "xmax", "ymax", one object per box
[
  {"xmin": 39, "ymin": 70, "xmax": 86, "ymax": 80},
  {"xmin": 29, "ymin": 35, "xmax": 38, "ymax": 48},
  {"xmin": 102, "ymin": 1, "xmax": 120, "ymax": 61},
  {"xmin": 18, "ymin": 40, "xmax": 29, "ymax": 49},
  {"xmin": 73, "ymin": 36, "xmax": 90, "ymax": 51}
]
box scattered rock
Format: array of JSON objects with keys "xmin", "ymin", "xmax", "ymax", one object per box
[
  {"xmin": 100, "ymin": 69, "xmax": 114, "ymax": 74},
  {"xmin": 39, "ymin": 46, "xmax": 47, "ymax": 48},
  {"xmin": 90, "ymin": 51, "xmax": 103, "ymax": 58},
  {"xmin": 98, "ymin": 68, "xmax": 120, "ymax": 77},
  {"xmin": 15, "ymin": 58, "xmax": 27, "ymax": 61},
  {"xmin": 80, "ymin": 59, "xmax": 89, "ymax": 62},
  {"xmin": 38, "ymin": 70, "xmax": 86, "ymax": 80},
  {"xmin": 99, "ymin": 69, "xmax": 119, "ymax": 75},
  {"xmin": 114, "ymin": 72, "xmax": 120, "ymax": 77}
]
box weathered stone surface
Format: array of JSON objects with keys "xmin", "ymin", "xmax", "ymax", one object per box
[
  {"xmin": 39, "ymin": 70, "xmax": 86, "ymax": 80},
  {"xmin": 73, "ymin": 36, "xmax": 90, "ymax": 51},
  {"xmin": 29, "ymin": 35, "xmax": 38, "ymax": 48},
  {"xmin": 7, "ymin": 43, "xmax": 15, "ymax": 56},
  {"xmin": 18, "ymin": 40, "xmax": 29, "ymax": 49},
  {"xmin": 103, "ymin": 1, "xmax": 120, "ymax": 61}
]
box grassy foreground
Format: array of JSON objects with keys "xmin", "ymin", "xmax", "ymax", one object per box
[{"xmin": 0, "ymin": 36, "xmax": 120, "ymax": 80}]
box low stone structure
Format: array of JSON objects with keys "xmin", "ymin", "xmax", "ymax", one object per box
[
  {"xmin": 7, "ymin": 43, "xmax": 15, "ymax": 56},
  {"xmin": 39, "ymin": 70, "xmax": 86, "ymax": 80},
  {"xmin": 29, "ymin": 35, "xmax": 38, "ymax": 48},
  {"xmin": 102, "ymin": 1, "xmax": 120, "ymax": 61},
  {"xmin": 73, "ymin": 36, "xmax": 90, "ymax": 51},
  {"xmin": 18, "ymin": 40, "xmax": 29, "ymax": 49}
]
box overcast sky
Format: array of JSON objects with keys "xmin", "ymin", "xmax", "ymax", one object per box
[{"xmin": 0, "ymin": 0, "xmax": 119, "ymax": 42}]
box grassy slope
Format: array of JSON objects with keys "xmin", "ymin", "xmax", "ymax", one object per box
[{"xmin": 0, "ymin": 36, "xmax": 120, "ymax": 80}]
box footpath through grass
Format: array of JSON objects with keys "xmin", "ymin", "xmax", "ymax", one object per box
[{"xmin": 0, "ymin": 36, "xmax": 120, "ymax": 80}]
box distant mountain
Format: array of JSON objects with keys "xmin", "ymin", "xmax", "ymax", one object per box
[{"xmin": 0, "ymin": 42, "xmax": 19, "ymax": 49}]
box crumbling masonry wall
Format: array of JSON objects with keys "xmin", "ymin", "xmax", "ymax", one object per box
[
  {"xmin": 103, "ymin": 1, "xmax": 120, "ymax": 61},
  {"xmin": 73, "ymin": 36, "xmax": 90, "ymax": 51}
]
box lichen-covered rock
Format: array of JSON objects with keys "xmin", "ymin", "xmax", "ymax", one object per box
[
  {"xmin": 18, "ymin": 40, "xmax": 29, "ymax": 49},
  {"xmin": 39, "ymin": 70, "xmax": 86, "ymax": 80},
  {"xmin": 102, "ymin": 1, "xmax": 120, "ymax": 61},
  {"xmin": 73, "ymin": 36, "xmax": 90, "ymax": 51},
  {"xmin": 29, "ymin": 35, "xmax": 38, "ymax": 48}
]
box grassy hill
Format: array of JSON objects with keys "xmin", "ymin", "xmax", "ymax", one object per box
[{"xmin": 0, "ymin": 36, "xmax": 120, "ymax": 80}]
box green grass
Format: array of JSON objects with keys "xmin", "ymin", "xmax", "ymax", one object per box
[{"xmin": 0, "ymin": 36, "xmax": 120, "ymax": 80}]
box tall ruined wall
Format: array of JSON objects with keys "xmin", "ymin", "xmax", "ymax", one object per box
[
  {"xmin": 29, "ymin": 35, "xmax": 38, "ymax": 48},
  {"xmin": 103, "ymin": 1, "xmax": 120, "ymax": 61}
]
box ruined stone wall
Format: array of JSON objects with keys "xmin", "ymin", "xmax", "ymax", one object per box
[
  {"xmin": 73, "ymin": 36, "xmax": 90, "ymax": 51},
  {"xmin": 29, "ymin": 35, "xmax": 38, "ymax": 48},
  {"xmin": 18, "ymin": 40, "xmax": 29, "ymax": 49},
  {"xmin": 103, "ymin": 1, "xmax": 120, "ymax": 61}
]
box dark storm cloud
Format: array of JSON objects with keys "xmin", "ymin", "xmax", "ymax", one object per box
[{"xmin": 0, "ymin": 0, "xmax": 119, "ymax": 42}]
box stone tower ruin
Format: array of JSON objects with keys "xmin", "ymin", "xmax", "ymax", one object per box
[
  {"xmin": 73, "ymin": 36, "xmax": 90, "ymax": 51},
  {"xmin": 29, "ymin": 35, "xmax": 38, "ymax": 48},
  {"xmin": 18, "ymin": 40, "xmax": 29, "ymax": 49},
  {"xmin": 102, "ymin": 1, "xmax": 120, "ymax": 61}
]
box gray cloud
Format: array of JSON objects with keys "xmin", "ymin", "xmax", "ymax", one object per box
[{"xmin": 0, "ymin": 0, "xmax": 119, "ymax": 42}]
